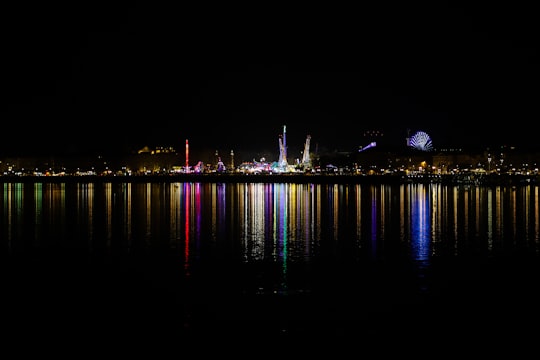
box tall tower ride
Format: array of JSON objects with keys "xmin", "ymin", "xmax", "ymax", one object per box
[
  {"xmin": 278, "ymin": 125, "xmax": 288, "ymax": 168},
  {"xmin": 301, "ymin": 134, "xmax": 311, "ymax": 168},
  {"xmin": 185, "ymin": 139, "xmax": 190, "ymax": 173}
]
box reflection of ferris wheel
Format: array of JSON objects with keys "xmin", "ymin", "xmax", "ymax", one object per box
[{"xmin": 408, "ymin": 131, "xmax": 433, "ymax": 151}]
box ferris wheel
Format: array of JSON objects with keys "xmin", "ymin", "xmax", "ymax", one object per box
[{"xmin": 408, "ymin": 131, "xmax": 433, "ymax": 151}]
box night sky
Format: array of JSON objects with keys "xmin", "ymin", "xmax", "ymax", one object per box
[{"xmin": 1, "ymin": 2, "xmax": 538, "ymax": 160}]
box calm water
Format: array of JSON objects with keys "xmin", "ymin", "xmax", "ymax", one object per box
[{"xmin": 3, "ymin": 181, "xmax": 540, "ymax": 353}]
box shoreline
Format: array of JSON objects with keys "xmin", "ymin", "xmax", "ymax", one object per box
[{"xmin": 0, "ymin": 173, "xmax": 537, "ymax": 185}]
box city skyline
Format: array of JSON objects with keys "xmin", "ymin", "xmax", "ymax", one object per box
[{"xmin": 2, "ymin": 3, "xmax": 539, "ymax": 349}]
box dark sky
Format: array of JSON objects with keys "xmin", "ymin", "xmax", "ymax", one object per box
[{"xmin": 1, "ymin": 2, "xmax": 538, "ymax": 160}]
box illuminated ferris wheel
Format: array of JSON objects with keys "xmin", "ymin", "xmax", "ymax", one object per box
[{"xmin": 408, "ymin": 131, "xmax": 433, "ymax": 151}]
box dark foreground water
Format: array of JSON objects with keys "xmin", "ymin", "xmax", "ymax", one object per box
[{"xmin": 2, "ymin": 181, "xmax": 540, "ymax": 355}]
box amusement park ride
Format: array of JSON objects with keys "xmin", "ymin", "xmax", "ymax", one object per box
[
  {"xmin": 184, "ymin": 125, "xmax": 314, "ymax": 174},
  {"xmin": 276, "ymin": 125, "xmax": 312, "ymax": 172}
]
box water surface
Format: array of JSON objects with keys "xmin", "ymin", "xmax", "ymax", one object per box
[{"xmin": 2, "ymin": 181, "xmax": 539, "ymax": 353}]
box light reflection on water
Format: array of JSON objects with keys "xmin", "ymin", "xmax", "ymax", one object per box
[
  {"xmin": 2, "ymin": 181, "xmax": 540, "ymax": 344},
  {"xmin": 3, "ymin": 181, "xmax": 540, "ymax": 268}
]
